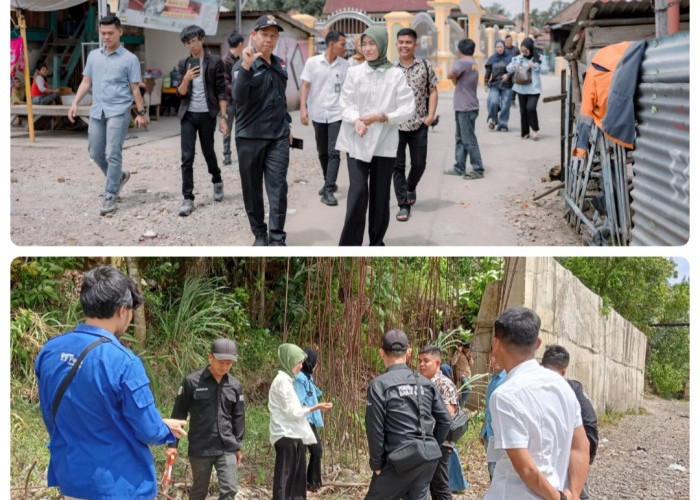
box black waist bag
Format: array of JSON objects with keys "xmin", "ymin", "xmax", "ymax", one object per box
[
  {"xmin": 387, "ymin": 372, "xmax": 444, "ymax": 473},
  {"xmin": 388, "ymin": 437, "xmax": 442, "ymax": 473}
]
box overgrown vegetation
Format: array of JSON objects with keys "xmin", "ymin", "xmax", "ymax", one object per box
[
  {"xmin": 557, "ymin": 257, "xmax": 690, "ymax": 399},
  {"xmin": 9, "ymin": 257, "xmax": 503, "ymax": 493},
  {"xmin": 10, "ymin": 256, "xmax": 689, "ymax": 495}
]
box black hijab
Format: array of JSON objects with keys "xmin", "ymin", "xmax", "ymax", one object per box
[
  {"xmin": 301, "ymin": 347, "xmax": 318, "ymax": 376},
  {"xmin": 521, "ymin": 37, "xmax": 541, "ymax": 64}
]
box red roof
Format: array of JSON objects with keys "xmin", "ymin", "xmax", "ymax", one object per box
[{"xmin": 323, "ymin": 0, "xmax": 431, "ymax": 15}]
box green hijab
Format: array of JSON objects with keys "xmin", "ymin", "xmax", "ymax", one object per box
[
  {"xmin": 361, "ymin": 26, "xmax": 393, "ymax": 70},
  {"xmin": 278, "ymin": 343, "xmax": 307, "ymax": 378}
]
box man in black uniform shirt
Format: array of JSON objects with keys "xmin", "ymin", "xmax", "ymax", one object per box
[
  {"xmin": 167, "ymin": 338, "xmax": 245, "ymax": 500},
  {"xmin": 542, "ymin": 344, "xmax": 598, "ymax": 500},
  {"xmin": 232, "ymin": 14, "xmax": 292, "ymax": 246},
  {"xmin": 364, "ymin": 329, "xmax": 452, "ymax": 500}
]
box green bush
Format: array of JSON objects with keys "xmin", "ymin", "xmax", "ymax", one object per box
[{"xmin": 648, "ymin": 360, "xmax": 685, "ymax": 398}]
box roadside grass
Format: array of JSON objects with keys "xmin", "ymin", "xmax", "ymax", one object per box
[{"xmin": 599, "ymin": 405, "xmax": 649, "ymax": 426}]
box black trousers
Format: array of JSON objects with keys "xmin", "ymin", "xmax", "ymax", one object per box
[
  {"xmin": 273, "ymin": 437, "xmax": 307, "ymax": 500},
  {"xmin": 365, "ymin": 458, "xmax": 440, "ymax": 500},
  {"xmin": 517, "ymin": 93, "xmax": 540, "ymax": 137},
  {"xmin": 307, "ymin": 424, "xmax": 323, "ymax": 490},
  {"xmin": 339, "ymin": 156, "xmax": 394, "ymax": 246},
  {"xmin": 236, "ymin": 136, "xmax": 289, "ymax": 243},
  {"xmin": 393, "ymin": 125, "xmax": 429, "ymax": 209},
  {"xmin": 429, "ymin": 445, "xmax": 452, "ymax": 500},
  {"xmin": 312, "ymin": 121, "xmax": 341, "ymax": 189},
  {"xmin": 180, "ymin": 111, "xmax": 221, "ymax": 200}
]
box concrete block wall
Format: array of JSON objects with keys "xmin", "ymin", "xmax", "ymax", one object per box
[{"xmin": 471, "ymin": 257, "xmax": 647, "ymax": 414}]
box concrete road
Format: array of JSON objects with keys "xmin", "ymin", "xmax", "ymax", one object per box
[
  {"xmin": 10, "ymin": 73, "xmax": 576, "ymax": 247},
  {"xmin": 285, "ymin": 72, "xmax": 567, "ymax": 246}
]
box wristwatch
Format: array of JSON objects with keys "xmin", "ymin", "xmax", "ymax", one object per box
[
  {"xmin": 136, "ymin": 108, "xmax": 147, "ymax": 116},
  {"xmin": 220, "ymin": 113, "xmax": 229, "ymax": 120},
  {"xmin": 558, "ymin": 491, "xmax": 568, "ymax": 500}
]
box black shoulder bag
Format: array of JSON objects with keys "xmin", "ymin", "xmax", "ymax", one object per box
[
  {"xmin": 51, "ymin": 337, "xmax": 111, "ymax": 422},
  {"xmin": 446, "ymin": 406, "xmax": 470, "ymax": 443},
  {"xmin": 386, "ymin": 372, "xmax": 443, "ymax": 473}
]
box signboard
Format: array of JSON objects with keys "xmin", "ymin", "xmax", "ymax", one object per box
[{"xmin": 113, "ymin": 0, "xmax": 222, "ymax": 35}]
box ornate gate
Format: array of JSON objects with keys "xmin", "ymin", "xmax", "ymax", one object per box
[{"xmin": 412, "ymin": 12, "xmax": 438, "ymax": 62}]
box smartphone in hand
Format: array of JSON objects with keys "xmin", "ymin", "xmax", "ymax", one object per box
[{"xmin": 189, "ymin": 57, "xmax": 200, "ymax": 69}]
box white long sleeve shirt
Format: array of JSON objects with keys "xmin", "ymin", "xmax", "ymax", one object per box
[
  {"xmin": 268, "ymin": 370, "xmax": 317, "ymax": 446},
  {"xmin": 335, "ymin": 62, "xmax": 415, "ymax": 163}
]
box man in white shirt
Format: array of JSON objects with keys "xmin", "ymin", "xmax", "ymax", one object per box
[
  {"xmin": 485, "ymin": 307, "xmax": 590, "ymax": 500},
  {"xmin": 300, "ymin": 30, "xmax": 348, "ymax": 206}
]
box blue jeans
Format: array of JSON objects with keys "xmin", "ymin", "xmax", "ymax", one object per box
[
  {"xmin": 454, "ymin": 110, "xmax": 484, "ymax": 174},
  {"xmin": 189, "ymin": 453, "xmax": 239, "ymax": 500},
  {"xmin": 460, "ymin": 375, "xmax": 472, "ymax": 407},
  {"xmin": 448, "ymin": 446, "xmax": 469, "ymax": 492},
  {"xmin": 487, "ymin": 87, "xmax": 513, "ymax": 129},
  {"xmin": 88, "ymin": 108, "xmax": 131, "ymax": 196}
]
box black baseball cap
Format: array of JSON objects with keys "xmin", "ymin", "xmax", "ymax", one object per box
[
  {"xmin": 382, "ymin": 329, "xmax": 409, "ymax": 352},
  {"xmin": 211, "ymin": 338, "xmax": 238, "ymax": 361},
  {"xmin": 253, "ymin": 14, "xmax": 284, "ymax": 32}
]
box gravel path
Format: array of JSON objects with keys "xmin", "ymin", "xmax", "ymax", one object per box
[
  {"xmin": 221, "ymin": 396, "xmax": 691, "ymax": 500},
  {"xmin": 10, "ymin": 75, "xmax": 583, "ymax": 247},
  {"xmin": 588, "ymin": 396, "xmax": 689, "ymax": 499}
]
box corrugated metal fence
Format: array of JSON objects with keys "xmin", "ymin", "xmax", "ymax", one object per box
[{"xmin": 630, "ymin": 31, "xmax": 689, "ymax": 245}]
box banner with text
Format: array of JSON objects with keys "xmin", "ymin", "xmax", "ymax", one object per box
[{"xmin": 115, "ymin": 0, "xmax": 222, "ymax": 36}]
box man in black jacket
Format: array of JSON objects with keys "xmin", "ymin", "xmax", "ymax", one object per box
[
  {"xmin": 365, "ymin": 329, "xmax": 452, "ymax": 500},
  {"xmin": 176, "ymin": 25, "xmax": 229, "ymax": 216},
  {"xmin": 542, "ymin": 344, "xmax": 598, "ymax": 500},
  {"xmin": 167, "ymin": 338, "xmax": 245, "ymax": 500},
  {"xmin": 232, "ymin": 14, "xmax": 292, "ymax": 246}
]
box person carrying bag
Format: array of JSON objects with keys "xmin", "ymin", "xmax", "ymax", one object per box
[
  {"xmin": 364, "ymin": 330, "xmax": 452, "ymax": 500},
  {"xmin": 387, "ymin": 372, "xmax": 444, "ymax": 473}
]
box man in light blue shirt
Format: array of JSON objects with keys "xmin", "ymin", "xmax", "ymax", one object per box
[
  {"xmin": 480, "ymin": 352, "xmax": 507, "ymax": 479},
  {"xmin": 69, "ymin": 15, "xmax": 147, "ymax": 216},
  {"xmin": 35, "ymin": 266, "xmax": 187, "ymax": 500}
]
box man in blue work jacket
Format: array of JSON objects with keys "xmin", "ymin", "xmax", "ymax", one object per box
[{"xmin": 35, "ymin": 266, "xmax": 187, "ymax": 500}]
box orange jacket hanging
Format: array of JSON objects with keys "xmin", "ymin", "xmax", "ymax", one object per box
[{"xmin": 574, "ymin": 40, "xmax": 646, "ymax": 158}]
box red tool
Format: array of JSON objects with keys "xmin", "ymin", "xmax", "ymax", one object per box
[{"xmin": 160, "ymin": 453, "xmax": 176, "ymax": 496}]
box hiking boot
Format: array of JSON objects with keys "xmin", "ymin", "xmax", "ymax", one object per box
[
  {"xmin": 116, "ymin": 171, "xmax": 131, "ymax": 198},
  {"xmin": 253, "ymin": 234, "xmax": 268, "ymax": 246},
  {"xmin": 223, "ymin": 155, "xmax": 232, "ymax": 166},
  {"xmin": 100, "ymin": 194, "xmax": 117, "ymax": 215},
  {"xmin": 321, "ymin": 187, "xmax": 338, "ymax": 206},
  {"xmin": 178, "ymin": 198, "xmax": 195, "ymax": 216},
  {"xmin": 213, "ymin": 181, "xmax": 224, "ymax": 202}
]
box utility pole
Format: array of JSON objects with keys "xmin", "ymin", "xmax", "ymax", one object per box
[{"xmin": 524, "ymin": 0, "xmax": 530, "ymax": 37}]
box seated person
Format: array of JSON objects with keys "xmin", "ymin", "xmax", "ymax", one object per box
[
  {"xmin": 11, "ymin": 77, "xmax": 26, "ymax": 127},
  {"xmin": 31, "ymin": 62, "xmax": 61, "ymax": 105}
]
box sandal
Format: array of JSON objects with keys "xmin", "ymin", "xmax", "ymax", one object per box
[
  {"xmin": 531, "ymin": 131, "xmax": 539, "ymax": 141},
  {"xmin": 396, "ymin": 208, "xmax": 410, "ymax": 222},
  {"xmin": 522, "ymin": 134, "xmax": 530, "ymax": 140},
  {"xmin": 407, "ymin": 191, "xmax": 417, "ymax": 205}
]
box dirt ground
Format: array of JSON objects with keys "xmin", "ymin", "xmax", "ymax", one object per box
[{"xmin": 10, "ymin": 74, "xmax": 582, "ymax": 247}]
